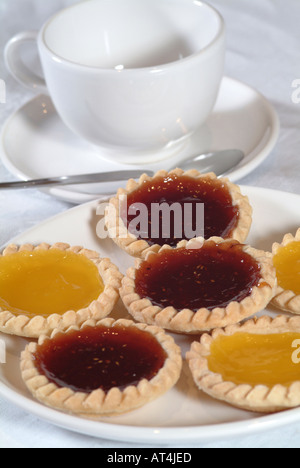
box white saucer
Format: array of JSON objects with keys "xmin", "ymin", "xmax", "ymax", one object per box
[{"xmin": 0, "ymin": 76, "xmax": 279, "ymax": 204}]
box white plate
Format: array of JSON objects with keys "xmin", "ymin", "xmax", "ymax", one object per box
[
  {"xmin": 0, "ymin": 185, "xmax": 300, "ymax": 445},
  {"xmin": 0, "ymin": 77, "xmax": 279, "ymax": 204}
]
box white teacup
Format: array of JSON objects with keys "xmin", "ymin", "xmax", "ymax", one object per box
[{"xmin": 5, "ymin": 0, "xmax": 225, "ymax": 164}]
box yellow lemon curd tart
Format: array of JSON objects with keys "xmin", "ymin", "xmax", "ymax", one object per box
[
  {"xmin": 187, "ymin": 315, "xmax": 300, "ymax": 413},
  {"xmin": 271, "ymin": 228, "xmax": 300, "ymax": 314},
  {"xmin": 0, "ymin": 243, "xmax": 123, "ymax": 338}
]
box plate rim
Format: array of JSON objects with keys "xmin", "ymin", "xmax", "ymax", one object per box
[
  {"xmin": 1, "ymin": 374, "xmax": 300, "ymax": 444},
  {"xmin": 1, "ymin": 185, "xmax": 300, "ymax": 444},
  {"xmin": 0, "ymin": 76, "xmax": 280, "ymax": 204}
]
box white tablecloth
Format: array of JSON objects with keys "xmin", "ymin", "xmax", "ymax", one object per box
[{"xmin": 0, "ymin": 0, "xmax": 300, "ymax": 448}]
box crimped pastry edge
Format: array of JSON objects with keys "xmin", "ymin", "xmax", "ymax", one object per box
[
  {"xmin": 186, "ymin": 314, "xmax": 300, "ymax": 413},
  {"xmin": 119, "ymin": 236, "xmax": 277, "ymax": 334},
  {"xmin": 271, "ymin": 228, "xmax": 300, "ymax": 314},
  {"xmin": 0, "ymin": 243, "xmax": 123, "ymax": 338},
  {"xmin": 20, "ymin": 317, "xmax": 183, "ymax": 417},
  {"xmin": 104, "ymin": 168, "xmax": 253, "ymax": 259}
]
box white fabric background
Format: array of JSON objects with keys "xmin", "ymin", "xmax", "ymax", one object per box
[{"xmin": 0, "ymin": 0, "xmax": 300, "ymax": 448}]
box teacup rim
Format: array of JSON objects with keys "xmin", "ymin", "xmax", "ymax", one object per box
[{"xmin": 38, "ymin": 0, "xmax": 225, "ymax": 73}]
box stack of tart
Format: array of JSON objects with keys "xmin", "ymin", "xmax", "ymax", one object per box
[
  {"xmin": 0, "ymin": 242, "xmax": 182, "ymax": 416},
  {"xmin": 1, "ymin": 169, "xmax": 300, "ymax": 417},
  {"xmin": 106, "ymin": 169, "xmax": 277, "ymax": 335},
  {"xmin": 105, "ymin": 169, "xmax": 300, "ymax": 414}
]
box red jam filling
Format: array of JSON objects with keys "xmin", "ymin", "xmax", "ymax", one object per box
[
  {"xmin": 33, "ymin": 325, "xmax": 167, "ymax": 393},
  {"xmin": 121, "ymin": 174, "xmax": 239, "ymax": 247},
  {"xmin": 135, "ymin": 241, "xmax": 261, "ymax": 311}
]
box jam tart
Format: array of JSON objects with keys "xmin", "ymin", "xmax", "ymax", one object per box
[
  {"xmin": 20, "ymin": 317, "xmax": 182, "ymax": 416},
  {"xmin": 0, "ymin": 243, "xmax": 123, "ymax": 338},
  {"xmin": 120, "ymin": 237, "xmax": 277, "ymax": 334},
  {"xmin": 187, "ymin": 315, "xmax": 300, "ymax": 413},
  {"xmin": 105, "ymin": 169, "xmax": 253, "ymax": 258},
  {"xmin": 271, "ymin": 228, "xmax": 300, "ymax": 314}
]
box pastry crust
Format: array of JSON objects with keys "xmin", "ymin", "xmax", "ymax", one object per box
[
  {"xmin": 0, "ymin": 243, "xmax": 123, "ymax": 338},
  {"xmin": 271, "ymin": 228, "xmax": 300, "ymax": 314},
  {"xmin": 20, "ymin": 317, "xmax": 182, "ymax": 417},
  {"xmin": 186, "ymin": 315, "xmax": 300, "ymax": 413},
  {"xmin": 105, "ymin": 169, "xmax": 253, "ymax": 259},
  {"xmin": 120, "ymin": 237, "xmax": 277, "ymax": 334}
]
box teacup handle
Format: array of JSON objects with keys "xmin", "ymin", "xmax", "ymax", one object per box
[{"xmin": 4, "ymin": 31, "xmax": 48, "ymax": 95}]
